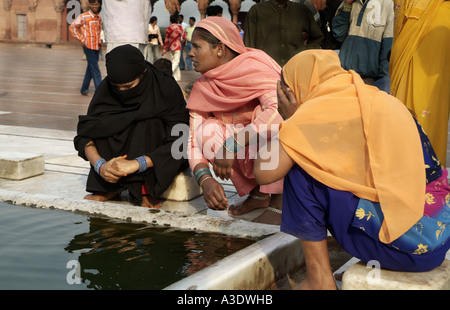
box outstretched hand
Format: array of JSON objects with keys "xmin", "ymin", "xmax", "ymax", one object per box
[{"xmin": 201, "ymin": 177, "xmax": 229, "ymax": 210}]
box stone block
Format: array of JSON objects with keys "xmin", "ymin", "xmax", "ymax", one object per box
[
  {"xmin": 159, "ymin": 168, "xmax": 202, "ymax": 201},
  {"xmin": 0, "ymin": 152, "xmax": 44, "ymax": 180},
  {"xmin": 341, "ymin": 259, "xmax": 450, "ymax": 290}
]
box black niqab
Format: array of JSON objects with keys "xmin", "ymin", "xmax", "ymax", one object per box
[
  {"xmin": 106, "ymin": 44, "xmax": 146, "ymax": 84},
  {"xmin": 74, "ymin": 45, "xmax": 189, "ymax": 200}
]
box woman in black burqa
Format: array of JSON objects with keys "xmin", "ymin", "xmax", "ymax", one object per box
[{"xmin": 74, "ymin": 44, "xmax": 189, "ymax": 208}]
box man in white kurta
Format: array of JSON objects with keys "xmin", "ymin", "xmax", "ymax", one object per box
[{"xmin": 102, "ymin": 0, "xmax": 152, "ymax": 54}]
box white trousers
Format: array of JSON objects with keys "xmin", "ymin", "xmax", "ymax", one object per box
[{"xmin": 167, "ymin": 50, "xmax": 181, "ymax": 81}]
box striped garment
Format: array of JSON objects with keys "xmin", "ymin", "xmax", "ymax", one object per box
[
  {"xmin": 69, "ymin": 10, "xmax": 102, "ymax": 50},
  {"xmin": 163, "ymin": 23, "xmax": 186, "ymax": 52}
]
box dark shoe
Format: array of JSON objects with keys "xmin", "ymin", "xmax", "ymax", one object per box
[{"xmin": 81, "ymin": 92, "xmax": 92, "ymax": 97}]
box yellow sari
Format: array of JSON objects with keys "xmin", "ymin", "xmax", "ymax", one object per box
[{"xmin": 390, "ymin": 0, "xmax": 450, "ymax": 166}]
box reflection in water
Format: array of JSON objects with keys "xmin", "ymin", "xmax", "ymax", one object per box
[
  {"xmin": 65, "ymin": 217, "xmax": 255, "ymax": 290},
  {"xmin": 0, "ymin": 202, "xmax": 255, "ymax": 290}
]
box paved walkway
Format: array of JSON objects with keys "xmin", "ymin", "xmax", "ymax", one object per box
[{"xmin": 0, "ymin": 43, "xmax": 277, "ymax": 238}]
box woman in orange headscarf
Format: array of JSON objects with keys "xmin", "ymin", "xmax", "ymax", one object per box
[
  {"xmin": 187, "ymin": 17, "xmax": 283, "ymax": 223},
  {"xmin": 390, "ymin": 0, "xmax": 450, "ymax": 166},
  {"xmin": 255, "ymin": 50, "xmax": 450, "ymax": 289}
]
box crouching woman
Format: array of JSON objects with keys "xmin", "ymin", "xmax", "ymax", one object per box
[{"xmin": 255, "ymin": 50, "xmax": 450, "ymax": 289}]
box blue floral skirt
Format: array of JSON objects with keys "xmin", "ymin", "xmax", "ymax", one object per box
[{"xmin": 280, "ymin": 165, "xmax": 450, "ymax": 272}]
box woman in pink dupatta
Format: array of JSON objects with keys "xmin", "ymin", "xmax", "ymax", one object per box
[{"xmin": 187, "ymin": 17, "xmax": 283, "ymax": 222}]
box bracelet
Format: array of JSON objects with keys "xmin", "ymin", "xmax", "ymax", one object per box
[
  {"xmin": 94, "ymin": 158, "xmax": 106, "ymax": 175},
  {"xmin": 195, "ymin": 170, "xmax": 212, "ymax": 183},
  {"xmin": 136, "ymin": 155, "xmax": 148, "ymax": 173},
  {"xmin": 195, "ymin": 168, "xmax": 212, "ymax": 182},
  {"xmin": 199, "ymin": 176, "xmax": 213, "ymax": 188}
]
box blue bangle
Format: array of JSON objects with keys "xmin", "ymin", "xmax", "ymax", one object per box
[
  {"xmin": 195, "ymin": 168, "xmax": 210, "ymax": 179},
  {"xmin": 94, "ymin": 158, "xmax": 106, "ymax": 174},
  {"xmin": 195, "ymin": 170, "xmax": 212, "ymax": 183},
  {"xmin": 195, "ymin": 168, "xmax": 212, "ymax": 183},
  {"xmin": 136, "ymin": 155, "xmax": 148, "ymax": 173}
]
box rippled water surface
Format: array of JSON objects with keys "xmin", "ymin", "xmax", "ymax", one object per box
[{"xmin": 0, "ymin": 202, "xmax": 255, "ymax": 290}]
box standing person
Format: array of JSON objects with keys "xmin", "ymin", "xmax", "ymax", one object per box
[
  {"xmin": 243, "ymin": 0, "xmax": 323, "ymax": 67},
  {"xmin": 74, "ymin": 45, "xmax": 189, "ymax": 209},
  {"xmin": 206, "ymin": 5, "xmax": 223, "ymax": 17},
  {"xmin": 332, "ymin": 0, "xmax": 394, "ymax": 91},
  {"xmin": 390, "ymin": 0, "xmax": 450, "ymax": 167},
  {"xmin": 317, "ymin": 0, "xmax": 343, "ymax": 50},
  {"xmin": 69, "ymin": 0, "xmax": 103, "ymax": 97},
  {"xmin": 298, "ymin": 0, "xmax": 343, "ymax": 50},
  {"xmin": 146, "ymin": 16, "xmax": 164, "ymax": 63},
  {"xmin": 187, "ymin": 17, "xmax": 284, "ymax": 224},
  {"xmin": 163, "ymin": 14, "xmax": 186, "ymax": 81},
  {"xmin": 255, "ymin": 50, "xmax": 450, "ymax": 289},
  {"xmin": 178, "ymin": 14, "xmax": 189, "ymax": 71},
  {"xmin": 102, "ymin": 0, "xmax": 152, "ymax": 54},
  {"xmin": 295, "ymin": 0, "xmax": 321, "ymax": 24},
  {"xmin": 184, "ymin": 17, "xmax": 196, "ymax": 71}
]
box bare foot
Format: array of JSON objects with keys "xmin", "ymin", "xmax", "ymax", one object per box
[
  {"xmin": 228, "ymin": 189, "xmax": 270, "ymax": 216},
  {"xmin": 84, "ymin": 192, "xmax": 119, "ymax": 202},
  {"xmin": 141, "ymin": 195, "xmax": 162, "ymax": 209},
  {"xmin": 251, "ymin": 194, "xmax": 282, "ymax": 225}
]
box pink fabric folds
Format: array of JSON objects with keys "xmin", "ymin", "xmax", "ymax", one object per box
[{"xmin": 186, "ymin": 17, "xmax": 281, "ymax": 113}]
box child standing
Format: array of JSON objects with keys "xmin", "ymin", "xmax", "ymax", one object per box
[{"xmin": 69, "ymin": 0, "xmax": 102, "ymax": 96}]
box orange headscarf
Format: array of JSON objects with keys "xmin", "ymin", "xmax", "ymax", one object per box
[
  {"xmin": 279, "ymin": 50, "xmax": 425, "ymax": 244},
  {"xmin": 186, "ymin": 17, "xmax": 281, "ymax": 113}
]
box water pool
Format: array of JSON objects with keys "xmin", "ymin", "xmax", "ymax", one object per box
[{"xmin": 0, "ymin": 201, "xmax": 255, "ymax": 290}]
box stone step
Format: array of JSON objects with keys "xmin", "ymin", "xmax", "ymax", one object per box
[
  {"xmin": 341, "ymin": 258, "xmax": 450, "ymax": 290},
  {"xmin": 0, "ymin": 152, "xmax": 44, "ymax": 180}
]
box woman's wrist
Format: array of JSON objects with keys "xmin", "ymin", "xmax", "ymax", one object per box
[
  {"xmin": 199, "ymin": 174, "xmax": 213, "ymax": 188},
  {"xmin": 195, "ymin": 167, "xmax": 212, "ymax": 183},
  {"xmin": 136, "ymin": 155, "xmax": 148, "ymax": 173},
  {"xmin": 94, "ymin": 158, "xmax": 106, "ymax": 175}
]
